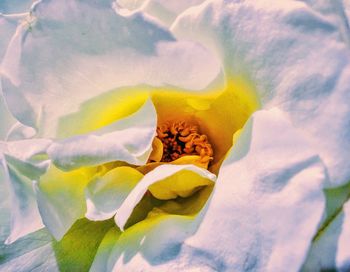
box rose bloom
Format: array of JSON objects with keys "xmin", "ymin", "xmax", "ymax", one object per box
[{"xmin": 1, "ymin": 0, "xmax": 350, "ymax": 271}]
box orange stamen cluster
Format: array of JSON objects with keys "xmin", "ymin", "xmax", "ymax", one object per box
[{"xmin": 156, "ymin": 121, "xmax": 214, "ymax": 164}]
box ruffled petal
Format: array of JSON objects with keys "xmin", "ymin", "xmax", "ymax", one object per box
[
  {"xmin": 96, "ymin": 108, "xmax": 326, "ymax": 271},
  {"xmin": 47, "ymin": 99, "xmax": 157, "ymax": 171},
  {"xmin": 115, "ymin": 164, "xmax": 216, "ymax": 231},
  {"xmin": 1, "ymin": 0, "xmax": 220, "ymax": 136},
  {"xmin": 116, "ymin": 0, "xmax": 206, "ymax": 26},
  {"xmin": 85, "ymin": 166, "xmax": 143, "ymax": 221},
  {"xmin": 172, "ymin": 0, "xmax": 350, "ymax": 187},
  {"xmin": 0, "ymin": 139, "xmax": 51, "ymax": 244},
  {"xmin": 185, "ymin": 109, "xmax": 326, "ymax": 271}
]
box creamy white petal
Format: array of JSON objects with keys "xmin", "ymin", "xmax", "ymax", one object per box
[
  {"xmin": 172, "ymin": 0, "xmax": 350, "ymax": 187},
  {"xmin": 47, "ymin": 99, "xmax": 156, "ymax": 171},
  {"xmin": 115, "ymin": 164, "xmax": 216, "ymax": 231},
  {"xmin": 1, "ymin": 0, "xmax": 220, "ymax": 137}
]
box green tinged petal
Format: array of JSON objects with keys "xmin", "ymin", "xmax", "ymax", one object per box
[
  {"xmin": 302, "ymin": 180, "xmax": 350, "ymax": 271},
  {"xmin": 35, "ymin": 165, "xmax": 95, "ymax": 241},
  {"xmin": 85, "ymin": 167, "xmax": 143, "ymax": 221},
  {"xmin": 52, "ymin": 219, "xmax": 114, "ymax": 272},
  {"xmin": 47, "ymin": 99, "xmax": 157, "ymax": 171}
]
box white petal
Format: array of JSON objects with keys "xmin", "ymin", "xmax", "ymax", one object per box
[
  {"xmin": 115, "ymin": 164, "xmax": 216, "ymax": 231},
  {"xmin": 85, "ymin": 166, "xmax": 143, "ymax": 221},
  {"xmin": 0, "ymin": 164, "xmax": 58, "ymax": 271},
  {"xmin": 301, "ymin": 181, "xmax": 350, "ymax": 270},
  {"xmin": 336, "ymin": 199, "xmax": 350, "ymax": 270},
  {"xmin": 0, "ymin": 14, "xmax": 26, "ymax": 60},
  {"xmin": 34, "ymin": 166, "xmax": 92, "ymax": 241},
  {"xmin": 0, "ymin": 95, "xmax": 16, "ymax": 140},
  {"xmin": 116, "ymin": 0, "xmax": 207, "ymax": 26},
  {"xmin": 1, "ymin": 0, "xmax": 220, "ymax": 136},
  {"xmin": 90, "ymin": 227, "xmax": 121, "ymax": 272},
  {"xmin": 0, "ymin": 0, "xmax": 33, "ymax": 14},
  {"xmin": 185, "ymin": 109, "xmax": 326, "ymax": 271},
  {"xmin": 0, "ymin": 14, "xmax": 27, "ymax": 140},
  {"xmin": 0, "ymin": 231, "xmax": 58, "ymax": 272},
  {"xmin": 47, "ymin": 99, "xmax": 157, "ymax": 171},
  {"xmin": 0, "ymin": 139, "xmax": 51, "ymax": 244},
  {"xmin": 172, "ymin": 0, "xmax": 350, "ymax": 187},
  {"xmin": 100, "ymin": 108, "xmax": 326, "ymax": 271}
]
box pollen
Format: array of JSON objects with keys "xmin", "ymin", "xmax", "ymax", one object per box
[{"xmin": 156, "ymin": 121, "xmax": 214, "ymax": 164}]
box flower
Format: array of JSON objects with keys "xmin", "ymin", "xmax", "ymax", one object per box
[{"xmin": 1, "ymin": 0, "xmax": 350, "ymax": 271}]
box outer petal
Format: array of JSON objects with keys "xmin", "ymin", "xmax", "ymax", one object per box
[
  {"xmin": 0, "ymin": 0, "xmax": 220, "ymax": 136},
  {"xmin": 337, "ymin": 200, "xmax": 350, "ymax": 270},
  {"xmin": 0, "ymin": 14, "xmax": 27, "ymax": 140},
  {"xmin": 0, "ymin": 0, "xmax": 33, "ymax": 14},
  {"xmin": 93, "ymin": 109, "xmax": 326, "ymax": 271},
  {"xmin": 47, "ymin": 99, "xmax": 157, "ymax": 171},
  {"xmin": 172, "ymin": 0, "xmax": 350, "ymax": 187},
  {"xmin": 300, "ymin": 0, "xmax": 350, "ymax": 45},
  {"xmin": 185, "ymin": 109, "xmax": 326, "ymax": 271},
  {"xmin": 116, "ymin": 0, "xmax": 207, "ymax": 26},
  {"xmin": 0, "ymin": 139, "xmax": 51, "ymax": 244},
  {"xmin": 301, "ymin": 181, "xmax": 350, "ymax": 271}
]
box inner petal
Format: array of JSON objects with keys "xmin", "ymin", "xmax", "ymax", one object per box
[{"xmin": 151, "ymin": 77, "xmax": 260, "ymax": 173}]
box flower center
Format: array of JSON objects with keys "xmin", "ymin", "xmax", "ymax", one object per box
[{"xmin": 156, "ymin": 121, "xmax": 214, "ymax": 164}]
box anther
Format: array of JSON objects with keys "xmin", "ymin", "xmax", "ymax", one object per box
[{"xmin": 155, "ymin": 121, "xmax": 214, "ymax": 166}]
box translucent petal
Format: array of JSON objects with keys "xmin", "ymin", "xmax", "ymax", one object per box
[
  {"xmin": 85, "ymin": 167, "xmax": 143, "ymax": 221},
  {"xmin": 34, "ymin": 165, "xmax": 95, "ymax": 240}
]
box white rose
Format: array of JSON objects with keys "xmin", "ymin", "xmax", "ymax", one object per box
[{"xmin": 0, "ymin": 0, "xmax": 349, "ymax": 271}]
